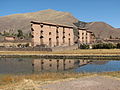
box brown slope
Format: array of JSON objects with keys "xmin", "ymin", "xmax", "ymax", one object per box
[
  {"xmin": 0, "ymin": 9, "xmax": 120, "ymax": 40},
  {"xmin": 86, "ymin": 22, "xmax": 120, "ymax": 39},
  {"xmin": 0, "ymin": 9, "xmax": 78, "ymax": 33}
]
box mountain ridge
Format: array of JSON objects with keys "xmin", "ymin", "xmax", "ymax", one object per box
[
  {"xmin": 86, "ymin": 22, "xmax": 120, "ymax": 39},
  {"xmin": 0, "ymin": 9, "xmax": 120, "ymax": 39}
]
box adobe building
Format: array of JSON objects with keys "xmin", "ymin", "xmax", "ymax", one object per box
[
  {"xmin": 86, "ymin": 30, "xmax": 96, "ymax": 44},
  {"xmin": 78, "ymin": 28, "xmax": 95, "ymax": 44},
  {"xmin": 0, "ymin": 36, "xmax": 31, "ymax": 48},
  {"xmin": 31, "ymin": 21, "xmax": 74, "ymax": 47},
  {"xmin": 4, "ymin": 36, "xmax": 15, "ymax": 41}
]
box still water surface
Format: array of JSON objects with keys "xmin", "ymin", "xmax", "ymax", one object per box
[{"xmin": 0, "ymin": 58, "xmax": 120, "ymax": 74}]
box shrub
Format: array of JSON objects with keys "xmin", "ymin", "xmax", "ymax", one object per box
[
  {"xmin": 79, "ymin": 44, "xmax": 89, "ymax": 49},
  {"xmin": 17, "ymin": 30, "xmax": 24, "ymax": 38},
  {"xmin": 116, "ymin": 43, "xmax": 120, "ymax": 49},
  {"xmin": 92, "ymin": 43, "xmax": 116, "ymax": 49},
  {"xmin": 17, "ymin": 44, "xmax": 22, "ymax": 48},
  {"xmin": 24, "ymin": 43, "xmax": 29, "ymax": 47}
]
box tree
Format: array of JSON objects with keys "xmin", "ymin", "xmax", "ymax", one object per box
[
  {"xmin": 79, "ymin": 44, "xmax": 89, "ymax": 49},
  {"xmin": 3, "ymin": 31, "xmax": 9, "ymax": 36},
  {"xmin": 110, "ymin": 35, "xmax": 112, "ymax": 39},
  {"xmin": 17, "ymin": 30, "xmax": 24, "ymax": 38},
  {"xmin": 117, "ymin": 43, "xmax": 120, "ymax": 49},
  {"xmin": 92, "ymin": 43, "xmax": 116, "ymax": 49}
]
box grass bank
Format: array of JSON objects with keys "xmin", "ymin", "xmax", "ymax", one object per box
[
  {"xmin": 52, "ymin": 49, "xmax": 120, "ymax": 55},
  {"xmin": 0, "ymin": 49, "xmax": 120, "ymax": 55},
  {"xmin": 1, "ymin": 71, "xmax": 120, "ymax": 89},
  {"xmin": 0, "ymin": 49, "xmax": 120, "ymax": 59}
]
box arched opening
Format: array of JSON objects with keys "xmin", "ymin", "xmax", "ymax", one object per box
[
  {"xmin": 49, "ymin": 32, "xmax": 51, "ymax": 35},
  {"xmin": 63, "ymin": 59, "xmax": 65, "ymax": 70},
  {"xmin": 41, "ymin": 60, "xmax": 44, "ymax": 70},
  {"xmin": 68, "ymin": 38, "xmax": 71, "ymax": 46},
  {"xmin": 40, "ymin": 36, "xmax": 44, "ymax": 45},
  {"xmin": 40, "ymin": 24, "xmax": 43, "ymax": 28},
  {"xmin": 57, "ymin": 60, "xmax": 59, "ymax": 70},
  {"xmin": 56, "ymin": 29, "xmax": 59, "ymax": 33},
  {"xmin": 56, "ymin": 36, "xmax": 59, "ymax": 46},
  {"xmin": 63, "ymin": 36, "xmax": 65, "ymax": 43},
  {"xmin": 49, "ymin": 38, "xmax": 52, "ymax": 47},
  {"xmin": 49, "ymin": 64, "xmax": 52, "ymax": 67},
  {"xmin": 31, "ymin": 28, "xmax": 34, "ymax": 31},
  {"xmin": 40, "ymin": 30, "xmax": 43, "ymax": 36}
]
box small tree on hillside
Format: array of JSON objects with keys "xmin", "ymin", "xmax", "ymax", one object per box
[
  {"xmin": 117, "ymin": 43, "xmax": 120, "ymax": 49},
  {"xmin": 3, "ymin": 31, "xmax": 10, "ymax": 36},
  {"xmin": 109, "ymin": 35, "xmax": 112, "ymax": 39},
  {"xmin": 17, "ymin": 30, "xmax": 24, "ymax": 38}
]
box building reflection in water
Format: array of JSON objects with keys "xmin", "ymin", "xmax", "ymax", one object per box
[
  {"xmin": 32, "ymin": 59, "xmax": 92, "ymax": 72},
  {"xmin": 0, "ymin": 58, "xmax": 110, "ymax": 74}
]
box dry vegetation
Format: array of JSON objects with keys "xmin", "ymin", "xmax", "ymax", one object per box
[
  {"xmin": 100, "ymin": 71, "xmax": 120, "ymax": 78},
  {"xmin": 0, "ymin": 49, "xmax": 120, "ymax": 55},
  {"xmin": 0, "ymin": 72, "xmax": 120, "ymax": 89},
  {"xmin": 52, "ymin": 49, "xmax": 120, "ymax": 55},
  {"xmin": 0, "ymin": 73, "xmax": 91, "ymax": 85},
  {"xmin": 0, "ymin": 73, "xmax": 92, "ymax": 89}
]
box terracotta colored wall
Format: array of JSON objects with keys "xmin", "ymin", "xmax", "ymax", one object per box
[
  {"xmin": 90, "ymin": 33, "xmax": 95, "ymax": 44},
  {"xmin": 31, "ymin": 23, "xmax": 74, "ymax": 47},
  {"xmin": 31, "ymin": 22, "xmax": 95, "ymax": 47},
  {"xmin": 57, "ymin": 27, "xmax": 63, "ymax": 46},
  {"xmin": 82, "ymin": 30, "xmax": 87, "ymax": 44},
  {"xmin": 32, "ymin": 24, "xmax": 41, "ymax": 46},
  {"xmin": 78, "ymin": 30, "xmax": 87, "ymax": 44},
  {"xmin": 86, "ymin": 32, "xmax": 91, "ymax": 44},
  {"xmin": 78, "ymin": 30, "xmax": 82, "ymax": 43},
  {"xmin": 5, "ymin": 37, "xmax": 15, "ymax": 41},
  {"xmin": 41, "ymin": 25, "xmax": 57, "ymax": 47},
  {"xmin": 78, "ymin": 29, "xmax": 95, "ymax": 44}
]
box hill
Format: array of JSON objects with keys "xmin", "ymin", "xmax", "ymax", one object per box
[
  {"xmin": 0, "ymin": 9, "xmax": 78, "ymax": 33},
  {"xmin": 0, "ymin": 9, "xmax": 120, "ymax": 39},
  {"xmin": 86, "ymin": 22, "xmax": 120, "ymax": 39}
]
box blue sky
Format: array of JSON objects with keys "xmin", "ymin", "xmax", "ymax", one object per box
[{"xmin": 0, "ymin": 0, "xmax": 120, "ymax": 28}]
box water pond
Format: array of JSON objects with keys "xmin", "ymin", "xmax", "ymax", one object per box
[{"xmin": 0, "ymin": 58, "xmax": 120, "ymax": 74}]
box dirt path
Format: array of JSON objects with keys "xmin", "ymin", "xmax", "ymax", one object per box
[{"xmin": 39, "ymin": 76, "xmax": 120, "ymax": 90}]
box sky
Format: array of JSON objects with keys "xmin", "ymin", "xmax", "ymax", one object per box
[{"xmin": 0, "ymin": 0, "xmax": 120, "ymax": 28}]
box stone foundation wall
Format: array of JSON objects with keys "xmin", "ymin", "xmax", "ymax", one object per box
[
  {"xmin": 0, "ymin": 47, "xmax": 52, "ymax": 51},
  {"xmin": 51, "ymin": 44, "xmax": 78, "ymax": 52}
]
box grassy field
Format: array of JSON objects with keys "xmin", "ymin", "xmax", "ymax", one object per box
[
  {"xmin": 0, "ymin": 49, "xmax": 120, "ymax": 55},
  {"xmin": 52, "ymin": 49, "xmax": 120, "ymax": 55},
  {"xmin": 0, "ymin": 72, "xmax": 120, "ymax": 89}
]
